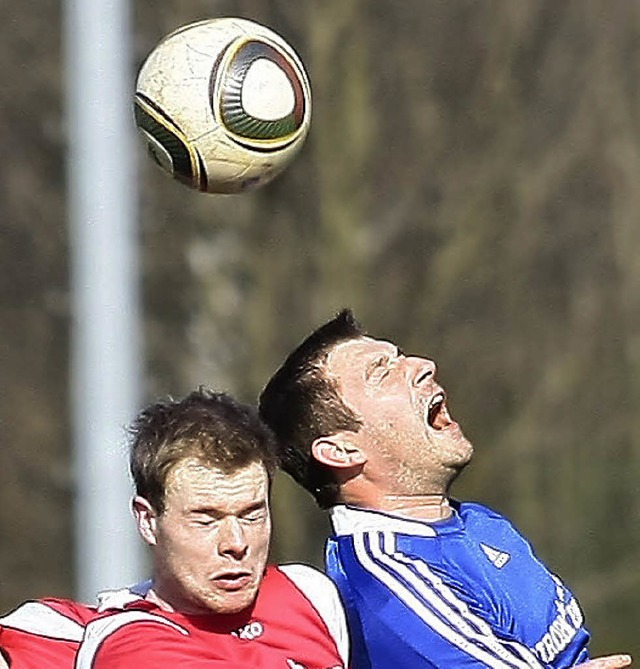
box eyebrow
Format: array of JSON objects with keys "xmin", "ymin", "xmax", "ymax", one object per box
[
  {"xmin": 365, "ymin": 355, "xmax": 388, "ymax": 377},
  {"xmin": 364, "ymin": 347, "xmax": 401, "ymax": 378}
]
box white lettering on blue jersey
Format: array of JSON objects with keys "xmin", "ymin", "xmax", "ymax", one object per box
[{"xmin": 534, "ymin": 577, "xmax": 585, "ymax": 662}]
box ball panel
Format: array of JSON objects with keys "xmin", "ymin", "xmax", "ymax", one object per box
[
  {"xmin": 215, "ymin": 40, "xmax": 308, "ymax": 145},
  {"xmin": 136, "ymin": 39, "xmax": 219, "ymax": 142},
  {"xmin": 134, "ymin": 94, "xmax": 204, "ymax": 190},
  {"xmin": 192, "ymin": 131, "xmax": 282, "ymax": 194},
  {"xmin": 242, "ymin": 60, "xmax": 294, "ymax": 121}
]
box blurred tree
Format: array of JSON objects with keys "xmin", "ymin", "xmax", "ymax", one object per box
[
  {"xmin": 0, "ymin": 0, "xmax": 71, "ymax": 603},
  {"xmin": 1, "ymin": 0, "xmax": 639, "ymax": 660}
]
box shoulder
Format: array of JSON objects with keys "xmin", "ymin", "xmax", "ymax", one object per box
[
  {"xmin": 270, "ymin": 564, "xmax": 349, "ymax": 666},
  {"xmin": 76, "ymin": 609, "xmax": 190, "ymax": 669},
  {"xmin": 455, "ymin": 501, "xmax": 533, "ymax": 544},
  {"xmin": 457, "ymin": 500, "xmax": 513, "ymax": 524},
  {"xmin": 0, "ymin": 598, "xmax": 94, "ymax": 640},
  {"xmin": 270, "ymin": 563, "xmax": 344, "ymax": 612},
  {"xmin": 276, "ymin": 563, "xmax": 338, "ymax": 592},
  {"xmin": 0, "ymin": 599, "xmax": 94, "ymax": 669}
]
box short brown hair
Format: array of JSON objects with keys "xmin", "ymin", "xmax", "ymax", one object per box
[{"xmin": 129, "ymin": 387, "xmax": 278, "ymax": 513}]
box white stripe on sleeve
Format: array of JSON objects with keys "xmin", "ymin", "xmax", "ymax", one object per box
[
  {"xmin": 279, "ymin": 563, "xmax": 350, "ymax": 668},
  {"xmin": 0, "ymin": 602, "xmax": 84, "ymax": 642},
  {"xmin": 76, "ymin": 611, "xmax": 188, "ymax": 669},
  {"xmin": 353, "ymin": 531, "xmax": 543, "ymax": 669}
]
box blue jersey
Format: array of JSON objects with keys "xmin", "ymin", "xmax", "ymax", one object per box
[{"xmin": 325, "ymin": 503, "xmax": 590, "ymax": 669}]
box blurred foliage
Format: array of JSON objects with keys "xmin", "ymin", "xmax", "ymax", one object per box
[{"xmin": 1, "ymin": 0, "xmax": 639, "ymax": 659}]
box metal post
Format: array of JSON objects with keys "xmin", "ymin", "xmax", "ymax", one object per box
[{"xmin": 64, "ymin": 0, "xmax": 146, "ymax": 601}]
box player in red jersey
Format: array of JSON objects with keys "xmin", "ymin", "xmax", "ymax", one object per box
[
  {"xmin": 0, "ymin": 566, "xmax": 347, "ymax": 669},
  {"xmin": 0, "ymin": 388, "xmax": 347, "ymax": 669},
  {"xmin": 78, "ymin": 564, "xmax": 346, "ymax": 669}
]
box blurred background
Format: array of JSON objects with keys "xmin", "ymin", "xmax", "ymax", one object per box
[{"xmin": 1, "ymin": 0, "xmax": 639, "ymax": 659}]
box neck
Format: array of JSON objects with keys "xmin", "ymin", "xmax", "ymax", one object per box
[
  {"xmin": 342, "ymin": 489, "xmax": 452, "ymax": 522},
  {"xmin": 145, "ymin": 585, "xmax": 177, "ymax": 612},
  {"xmin": 339, "ymin": 472, "xmax": 454, "ymax": 522},
  {"xmin": 381, "ymin": 493, "xmax": 452, "ymax": 521}
]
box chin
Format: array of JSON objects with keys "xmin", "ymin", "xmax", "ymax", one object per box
[
  {"xmin": 451, "ymin": 453, "xmax": 473, "ymax": 477},
  {"xmin": 217, "ymin": 589, "xmax": 259, "ymax": 615},
  {"xmin": 216, "ymin": 601, "xmax": 252, "ymax": 615},
  {"xmin": 444, "ymin": 444, "xmax": 473, "ymax": 477}
]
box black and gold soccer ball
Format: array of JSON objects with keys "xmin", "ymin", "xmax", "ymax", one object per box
[{"xmin": 134, "ymin": 18, "xmax": 312, "ymax": 194}]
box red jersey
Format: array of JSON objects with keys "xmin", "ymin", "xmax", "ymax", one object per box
[
  {"xmin": 0, "ymin": 597, "xmax": 96, "ymax": 668},
  {"xmin": 0, "ymin": 565, "xmax": 348, "ymax": 669}
]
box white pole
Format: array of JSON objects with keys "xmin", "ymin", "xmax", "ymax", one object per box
[{"xmin": 64, "ymin": 0, "xmax": 146, "ymax": 600}]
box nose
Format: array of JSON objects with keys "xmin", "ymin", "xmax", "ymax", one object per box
[
  {"xmin": 217, "ymin": 517, "xmax": 248, "ymax": 560},
  {"xmin": 409, "ymin": 357, "xmax": 437, "ymax": 387}
]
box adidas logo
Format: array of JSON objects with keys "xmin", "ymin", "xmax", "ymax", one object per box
[{"xmin": 480, "ymin": 543, "xmax": 510, "ymax": 568}]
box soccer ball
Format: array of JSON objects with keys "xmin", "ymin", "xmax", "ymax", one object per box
[{"xmin": 134, "ymin": 17, "xmax": 312, "ymax": 194}]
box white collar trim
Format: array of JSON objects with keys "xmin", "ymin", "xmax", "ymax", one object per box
[
  {"xmin": 330, "ymin": 505, "xmax": 437, "ymax": 537},
  {"xmin": 96, "ymin": 580, "xmax": 153, "ymax": 612}
]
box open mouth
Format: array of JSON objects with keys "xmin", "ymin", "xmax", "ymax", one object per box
[{"xmin": 426, "ymin": 392, "xmax": 453, "ymax": 430}]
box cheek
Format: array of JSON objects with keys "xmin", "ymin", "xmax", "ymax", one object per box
[
  {"xmin": 250, "ymin": 520, "xmax": 272, "ymax": 556},
  {"xmin": 160, "ymin": 526, "xmax": 214, "ymax": 566},
  {"xmin": 259, "ymin": 517, "xmax": 272, "ymax": 543}
]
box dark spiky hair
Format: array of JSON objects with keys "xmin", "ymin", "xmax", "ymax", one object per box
[{"xmin": 258, "ymin": 309, "xmax": 365, "ymax": 508}]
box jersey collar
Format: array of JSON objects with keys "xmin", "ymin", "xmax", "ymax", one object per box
[
  {"xmin": 96, "ymin": 579, "xmax": 152, "ymax": 611},
  {"xmin": 330, "ymin": 504, "xmax": 446, "ymax": 537}
]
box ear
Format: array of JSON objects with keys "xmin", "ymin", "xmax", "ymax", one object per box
[
  {"xmin": 132, "ymin": 495, "xmax": 159, "ymax": 546},
  {"xmin": 312, "ymin": 434, "xmax": 366, "ymax": 469}
]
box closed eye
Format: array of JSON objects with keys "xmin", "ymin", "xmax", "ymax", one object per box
[
  {"xmin": 241, "ymin": 509, "xmax": 268, "ymax": 523},
  {"xmin": 240, "ymin": 501, "xmax": 269, "ymax": 523},
  {"xmin": 190, "ymin": 503, "xmax": 267, "ymax": 527},
  {"xmin": 366, "ymin": 356, "xmax": 391, "ymax": 382},
  {"xmin": 415, "ymin": 368, "xmax": 433, "ymax": 385},
  {"xmin": 192, "ymin": 515, "xmax": 216, "ymax": 527}
]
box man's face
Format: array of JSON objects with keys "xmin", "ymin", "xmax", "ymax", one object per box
[
  {"xmin": 145, "ymin": 459, "xmax": 271, "ymax": 615},
  {"xmin": 324, "ymin": 336, "xmax": 473, "ymax": 493}
]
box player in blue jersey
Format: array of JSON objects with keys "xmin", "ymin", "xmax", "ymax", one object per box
[{"xmin": 258, "ymin": 309, "xmax": 632, "ymax": 669}]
